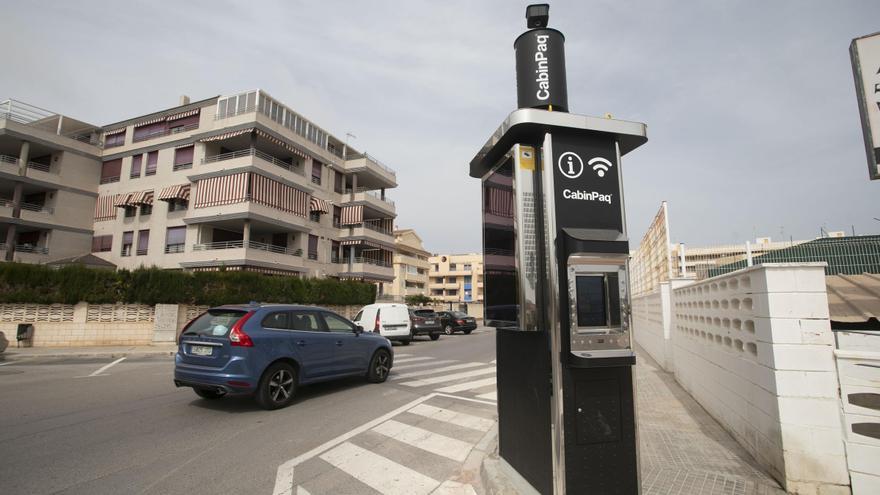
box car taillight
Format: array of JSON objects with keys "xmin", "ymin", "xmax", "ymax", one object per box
[
  {"xmin": 229, "ymin": 311, "xmax": 255, "ymax": 347},
  {"xmin": 456, "ymin": 319, "xmax": 465, "ymax": 324},
  {"xmin": 374, "ymin": 309, "xmax": 381, "ymax": 333}
]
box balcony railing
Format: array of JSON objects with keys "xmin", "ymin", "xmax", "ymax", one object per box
[
  {"xmin": 337, "ymin": 256, "xmax": 392, "ymax": 268},
  {"xmin": 343, "ymin": 187, "xmax": 395, "ymax": 208},
  {"xmin": 20, "ymin": 202, "xmax": 53, "ymax": 214},
  {"xmin": 308, "ymin": 252, "xmax": 318, "ymax": 260},
  {"xmin": 0, "ymin": 154, "xmax": 17, "ymax": 166},
  {"xmin": 346, "ymin": 152, "xmax": 396, "ymax": 177},
  {"xmin": 136, "ymin": 248, "xmax": 148, "ymax": 256},
  {"xmin": 15, "ymin": 244, "xmax": 48, "ymax": 255},
  {"xmin": 362, "ymin": 221, "xmax": 393, "ymax": 236},
  {"xmin": 192, "ymin": 240, "xmax": 302, "ymax": 256},
  {"xmin": 0, "ymin": 242, "xmax": 5, "ymax": 250},
  {"xmin": 132, "ymin": 122, "xmax": 199, "ymax": 143},
  {"xmin": 311, "ymin": 176, "xmax": 321, "ymax": 185},
  {"xmin": 172, "ymin": 162, "xmax": 192, "ymax": 171},
  {"xmin": 202, "ymin": 148, "xmax": 303, "ymax": 175},
  {"xmin": 100, "ymin": 175, "xmax": 120, "ymax": 184},
  {"xmin": 27, "ymin": 161, "xmax": 50, "ymax": 173},
  {"xmin": 165, "ymin": 244, "xmax": 185, "ymax": 254}
]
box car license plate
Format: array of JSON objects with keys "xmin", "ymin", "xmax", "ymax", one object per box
[
  {"xmin": 426, "ymin": 320, "xmax": 435, "ymax": 324},
  {"xmin": 191, "ymin": 345, "xmax": 213, "ymax": 356}
]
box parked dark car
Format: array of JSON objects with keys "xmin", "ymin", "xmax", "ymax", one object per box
[
  {"xmin": 174, "ymin": 304, "xmax": 393, "ymax": 410},
  {"xmin": 408, "ymin": 308, "xmax": 442, "ymax": 341},
  {"xmin": 437, "ymin": 311, "xmax": 477, "ymax": 335}
]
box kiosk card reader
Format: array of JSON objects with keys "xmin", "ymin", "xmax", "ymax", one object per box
[{"xmin": 469, "ymin": 5, "xmax": 647, "ymax": 494}]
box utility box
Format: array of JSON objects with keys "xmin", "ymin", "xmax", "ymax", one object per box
[{"xmin": 16, "ymin": 323, "xmax": 34, "ymax": 347}]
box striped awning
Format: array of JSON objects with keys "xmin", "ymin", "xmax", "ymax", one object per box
[
  {"xmin": 250, "ymin": 173, "xmax": 309, "ymax": 217},
  {"xmin": 134, "ymin": 115, "xmax": 166, "ymax": 127},
  {"xmin": 341, "ymin": 239, "xmax": 385, "ymax": 249},
  {"xmin": 193, "ymin": 172, "xmax": 249, "ymax": 208},
  {"xmin": 158, "ymin": 184, "xmax": 191, "ymax": 202},
  {"xmin": 167, "ymin": 108, "xmax": 200, "ymax": 121},
  {"xmin": 310, "ymin": 197, "xmax": 330, "ymax": 213},
  {"xmin": 254, "ymin": 129, "xmax": 309, "ymax": 159},
  {"xmin": 114, "ymin": 193, "xmax": 135, "ymax": 208},
  {"xmin": 94, "ymin": 194, "xmax": 118, "ymax": 221},
  {"xmin": 200, "ymin": 128, "xmax": 254, "ymax": 142},
  {"xmin": 130, "ymin": 190, "xmax": 154, "ymax": 206},
  {"xmin": 340, "ymin": 205, "xmax": 363, "ymax": 225},
  {"xmin": 103, "ymin": 127, "xmax": 126, "ymax": 136}
]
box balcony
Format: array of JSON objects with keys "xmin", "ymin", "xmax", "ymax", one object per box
[
  {"xmin": 201, "ymin": 148, "xmax": 305, "ymax": 177},
  {"xmin": 336, "ymin": 256, "xmax": 394, "ymax": 281},
  {"xmin": 1, "ymin": 99, "xmax": 102, "ymax": 152},
  {"xmin": 342, "ymin": 188, "xmax": 396, "ymax": 214},
  {"xmin": 132, "ymin": 122, "xmax": 199, "ymax": 143},
  {"xmin": 339, "ymin": 222, "xmax": 394, "ymax": 246},
  {"xmin": 344, "ymin": 152, "xmax": 397, "ymax": 187},
  {"xmin": 187, "ymin": 240, "xmax": 305, "ymax": 270}
]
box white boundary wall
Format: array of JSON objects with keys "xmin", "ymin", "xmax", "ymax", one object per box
[
  {"xmin": 835, "ymin": 331, "xmax": 880, "ymax": 494},
  {"xmin": 633, "ymin": 263, "xmax": 851, "ymax": 494}
]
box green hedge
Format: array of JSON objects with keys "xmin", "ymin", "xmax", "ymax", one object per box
[{"xmin": 0, "ymin": 263, "xmax": 376, "ymax": 306}]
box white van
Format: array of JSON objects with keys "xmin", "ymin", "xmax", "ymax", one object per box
[{"xmin": 353, "ymin": 303, "xmax": 413, "ymax": 345}]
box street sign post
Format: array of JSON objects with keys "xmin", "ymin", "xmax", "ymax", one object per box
[{"xmin": 471, "ymin": 5, "xmax": 648, "ymax": 494}]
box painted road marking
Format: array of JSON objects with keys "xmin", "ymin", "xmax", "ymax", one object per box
[
  {"xmin": 273, "ymin": 394, "xmax": 439, "ymax": 495},
  {"xmin": 295, "ymin": 486, "xmax": 311, "ymax": 495},
  {"xmin": 433, "ymin": 480, "xmax": 478, "ymax": 495},
  {"xmin": 435, "ymin": 376, "xmax": 497, "ymax": 394},
  {"xmin": 407, "ymin": 403, "xmax": 495, "ymax": 432},
  {"xmin": 88, "ymin": 357, "xmax": 126, "ymax": 377},
  {"xmin": 490, "ymin": 359, "xmax": 496, "ymax": 364},
  {"xmin": 392, "ymin": 359, "xmax": 456, "ymax": 372},
  {"xmin": 392, "ymin": 362, "xmax": 484, "ymax": 381},
  {"xmin": 400, "ymin": 367, "xmax": 496, "ymax": 388},
  {"xmin": 476, "ymin": 391, "xmax": 498, "ymax": 401},
  {"xmin": 372, "ymin": 419, "xmax": 474, "ymax": 462},
  {"xmin": 319, "ymin": 441, "xmax": 439, "ymax": 495},
  {"xmin": 0, "ymin": 361, "xmax": 14, "ymax": 366},
  {"xmin": 393, "ymin": 356, "xmax": 433, "ymax": 364}
]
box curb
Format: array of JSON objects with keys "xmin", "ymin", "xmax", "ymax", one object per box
[
  {"xmin": 479, "ymin": 439, "xmax": 542, "ymax": 495},
  {"xmin": 1, "ymin": 349, "xmax": 176, "ymax": 360}
]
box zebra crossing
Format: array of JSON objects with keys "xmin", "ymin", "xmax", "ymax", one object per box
[
  {"xmin": 276, "ymin": 393, "xmax": 497, "ymax": 495},
  {"xmin": 386, "ymin": 354, "xmax": 497, "ymax": 402}
]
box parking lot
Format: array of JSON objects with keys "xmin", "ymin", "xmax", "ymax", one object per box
[{"xmin": 0, "ymin": 328, "xmax": 497, "ymax": 495}]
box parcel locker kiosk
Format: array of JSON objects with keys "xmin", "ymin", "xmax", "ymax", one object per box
[{"xmin": 470, "ymin": 8, "xmax": 648, "ymax": 493}]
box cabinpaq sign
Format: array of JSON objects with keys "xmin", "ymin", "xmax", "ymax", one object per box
[{"xmin": 851, "ymin": 31, "xmax": 880, "ymax": 180}]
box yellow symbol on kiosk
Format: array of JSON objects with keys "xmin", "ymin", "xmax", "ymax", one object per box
[{"xmin": 519, "ymin": 146, "xmax": 536, "ymax": 170}]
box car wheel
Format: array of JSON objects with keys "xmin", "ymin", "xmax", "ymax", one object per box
[
  {"xmin": 463, "ymin": 330, "xmax": 473, "ymax": 335},
  {"xmin": 193, "ymin": 387, "xmax": 225, "ymax": 400},
  {"xmin": 430, "ymin": 333, "xmax": 440, "ymax": 341},
  {"xmin": 444, "ymin": 324, "xmax": 454, "ymax": 335},
  {"xmin": 255, "ymin": 362, "xmax": 297, "ymax": 410},
  {"xmin": 400, "ymin": 338, "xmax": 411, "ymax": 346},
  {"xmin": 367, "ymin": 349, "xmax": 392, "ymax": 383}
]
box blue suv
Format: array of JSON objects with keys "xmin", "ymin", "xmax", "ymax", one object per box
[{"xmin": 174, "ymin": 304, "xmax": 394, "ymax": 410}]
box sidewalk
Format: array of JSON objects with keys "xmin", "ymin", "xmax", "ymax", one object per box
[
  {"xmin": 482, "ymin": 348, "xmax": 785, "ymax": 495},
  {"xmin": 1, "ymin": 343, "xmax": 177, "ymax": 359}
]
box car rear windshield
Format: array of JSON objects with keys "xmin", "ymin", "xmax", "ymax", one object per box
[
  {"xmin": 182, "ymin": 309, "xmax": 248, "ymax": 338},
  {"xmin": 413, "ymin": 309, "xmax": 436, "ymax": 317},
  {"xmin": 452, "ymin": 312, "xmax": 469, "ymax": 318}
]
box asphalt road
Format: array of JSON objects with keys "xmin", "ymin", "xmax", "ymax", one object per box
[{"xmin": 0, "ymin": 328, "xmax": 497, "ymax": 495}]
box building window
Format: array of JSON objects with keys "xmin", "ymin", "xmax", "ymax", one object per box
[
  {"xmin": 168, "ymin": 200, "xmax": 189, "ymax": 212},
  {"xmin": 308, "ymin": 234, "xmax": 318, "ymax": 260},
  {"xmin": 91, "ymin": 235, "xmax": 112, "ymax": 253},
  {"xmin": 173, "ymin": 145, "xmax": 194, "ymax": 171},
  {"xmin": 124, "ymin": 206, "xmax": 136, "ymax": 218},
  {"xmin": 309, "ymin": 211, "xmax": 321, "ymax": 223},
  {"xmin": 121, "ymin": 231, "xmax": 133, "ymax": 256},
  {"xmin": 433, "ymin": 264, "xmax": 439, "ymax": 271},
  {"xmin": 136, "ymin": 229, "xmax": 149, "ymax": 255},
  {"xmin": 104, "ymin": 131, "xmax": 126, "ymax": 148},
  {"xmin": 130, "ymin": 154, "xmax": 142, "ymax": 178},
  {"xmin": 141, "ymin": 204, "xmax": 152, "ymax": 216},
  {"xmin": 463, "ymin": 263, "xmax": 472, "ymax": 270},
  {"xmin": 145, "ymin": 150, "xmax": 158, "ymax": 176},
  {"xmin": 450, "ymin": 263, "xmax": 457, "ymax": 270},
  {"xmin": 101, "ymin": 159, "xmax": 122, "ymax": 184},
  {"xmin": 464, "ymin": 275, "xmax": 472, "ymax": 283},
  {"xmin": 311, "ymin": 161, "xmax": 322, "ymax": 185},
  {"xmin": 165, "ymin": 226, "xmax": 186, "ymax": 253},
  {"xmin": 334, "ymin": 171, "xmax": 344, "ymax": 193}
]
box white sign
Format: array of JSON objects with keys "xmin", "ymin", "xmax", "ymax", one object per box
[
  {"xmin": 851, "ymin": 32, "xmax": 880, "ymax": 180},
  {"xmin": 557, "ymin": 152, "xmax": 584, "ymax": 179}
]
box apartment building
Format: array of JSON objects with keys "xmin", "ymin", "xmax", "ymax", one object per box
[
  {"xmin": 1, "ymin": 100, "xmax": 103, "ymax": 264},
  {"xmin": 1, "ymin": 91, "xmax": 399, "ymax": 290},
  {"xmin": 389, "ymin": 229, "xmax": 430, "ymax": 300},
  {"xmin": 428, "ymin": 253, "xmax": 483, "ymax": 303}
]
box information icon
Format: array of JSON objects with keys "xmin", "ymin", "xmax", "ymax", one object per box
[{"xmin": 557, "ymin": 152, "xmax": 584, "ymax": 179}]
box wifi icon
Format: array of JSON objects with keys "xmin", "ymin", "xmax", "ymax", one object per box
[{"xmin": 588, "ymin": 157, "xmax": 613, "ymax": 178}]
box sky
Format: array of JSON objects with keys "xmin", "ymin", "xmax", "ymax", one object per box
[{"xmin": 3, "ymin": 0, "xmax": 880, "ymax": 254}]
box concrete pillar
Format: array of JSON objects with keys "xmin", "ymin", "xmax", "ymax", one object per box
[
  {"xmin": 4, "ymin": 225, "xmax": 16, "ymax": 261},
  {"xmin": 350, "ymin": 174, "xmax": 358, "ymax": 200},
  {"xmin": 381, "ymin": 188, "xmax": 386, "ymax": 200},
  {"xmin": 243, "ymin": 220, "xmax": 251, "ymax": 245},
  {"xmin": 17, "ymin": 141, "xmax": 30, "ymax": 176},
  {"xmin": 341, "ymin": 174, "xmax": 348, "ymax": 193}
]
